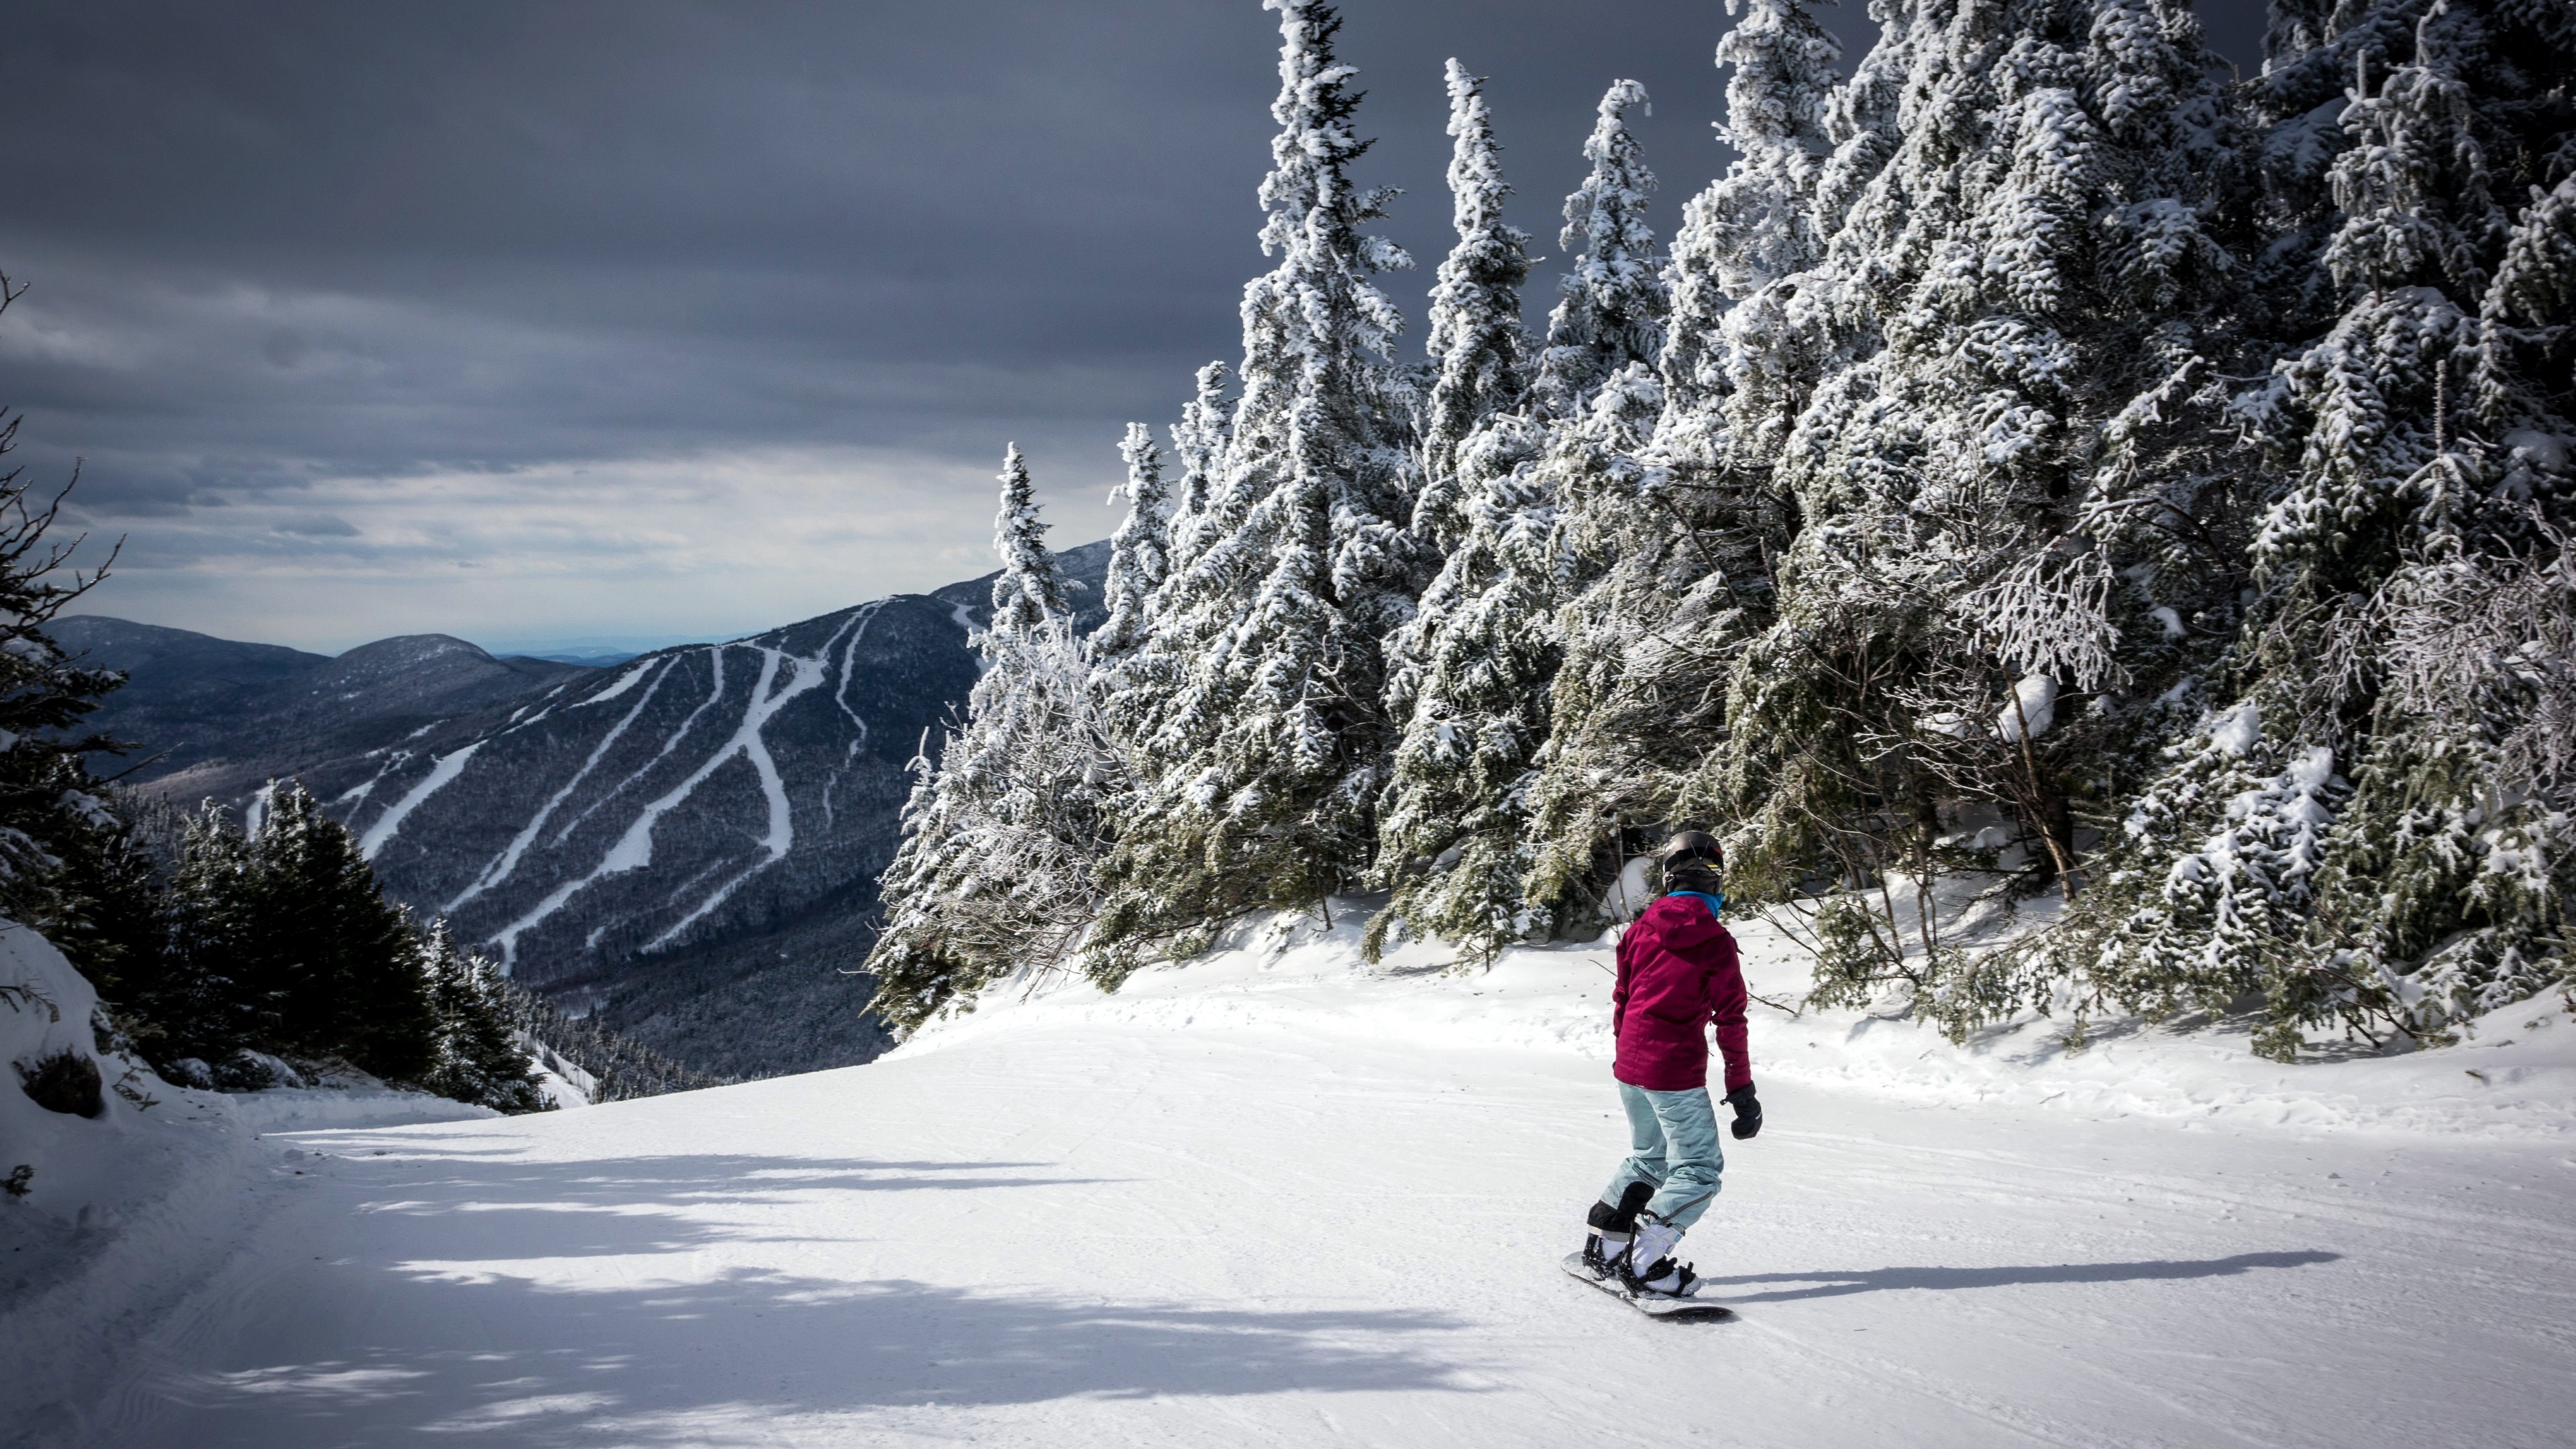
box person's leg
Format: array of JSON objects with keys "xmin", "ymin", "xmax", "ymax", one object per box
[
  {"xmin": 1584, "ymin": 1083, "xmax": 1670, "ymax": 1268},
  {"xmin": 1600, "ymin": 1080, "xmax": 1672, "ymax": 1207},
  {"xmin": 1640, "ymin": 1085, "xmax": 1725, "ymax": 1229}
]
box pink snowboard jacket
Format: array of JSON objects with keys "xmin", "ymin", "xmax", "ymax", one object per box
[{"xmin": 1611, "ymin": 892, "xmax": 1752, "ymax": 1094}]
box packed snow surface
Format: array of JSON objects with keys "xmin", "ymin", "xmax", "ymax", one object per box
[{"xmin": 13, "ymin": 909, "xmax": 2576, "ymax": 1446}]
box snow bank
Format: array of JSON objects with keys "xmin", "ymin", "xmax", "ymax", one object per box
[
  {"xmin": 900, "ymin": 901, "xmax": 2576, "ymax": 1142},
  {"xmin": 0, "ymin": 921, "xmax": 493, "ymax": 1439},
  {"xmin": 1, "ymin": 920, "xmax": 184, "ymax": 1223}
]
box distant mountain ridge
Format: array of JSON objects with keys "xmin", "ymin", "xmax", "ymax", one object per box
[{"xmin": 56, "ymin": 539, "xmax": 1111, "ymax": 1077}]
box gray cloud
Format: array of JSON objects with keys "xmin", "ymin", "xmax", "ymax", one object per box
[{"xmin": 0, "ymin": 0, "xmax": 2268, "ymax": 651}]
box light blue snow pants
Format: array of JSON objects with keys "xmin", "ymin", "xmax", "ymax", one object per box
[{"xmin": 1603, "ymin": 1082, "xmax": 1725, "ymax": 1230}]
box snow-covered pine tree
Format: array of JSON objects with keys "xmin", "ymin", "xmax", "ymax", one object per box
[
  {"xmin": 1483, "ymin": 76, "xmax": 1679, "ymax": 922},
  {"xmin": 244, "ymin": 781, "xmax": 438, "ymax": 1081},
  {"xmin": 1664, "ymin": 0, "xmax": 1840, "ymax": 424},
  {"xmin": 1092, "ymin": 0, "xmax": 1419, "ymax": 966},
  {"xmin": 989, "ymin": 442, "xmax": 1069, "ymax": 636},
  {"xmin": 1530, "ymin": 79, "xmax": 1668, "ymax": 419},
  {"xmin": 418, "ymin": 918, "xmax": 545, "ymax": 1113},
  {"xmin": 1375, "ymin": 385, "xmax": 1660, "ymax": 961},
  {"xmin": 1091, "ymin": 423, "xmax": 1171, "ymax": 671},
  {"xmin": 142, "ymin": 784, "xmax": 437, "ymax": 1081},
  {"xmin": 866, "ymin": 451, "xmax": 1127, "ymax": 1029},
  {"xmin": 2127, "ymin": 0, "xmax": 2576, "ymax": 1058},
  {"xmin": 1410, "ymin": 59, "xmax": 1532, "ymax": 553},
  {"xmin": 1162, "ymin": 362, "xmax": 1235, "ymax": 587},
  {"xmin": 0, "ymin": 275, "xmax": 147, "ymax": 982},
  {"xmin": 1520, "ymin": 4, "xmax": 1832, "ymax": 928},
  {"xmin": 1688, "ymin": 0, "xmax": 2255, "ymax": 1028},
  {"xmin": 1368, "ymin": 58, "xmax": 1550, "ymax": 961}
]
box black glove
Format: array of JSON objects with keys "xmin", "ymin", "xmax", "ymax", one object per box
[{"xmin": 1722, "ymin": 1086, "xmax": 1762, "ymax": 1140}]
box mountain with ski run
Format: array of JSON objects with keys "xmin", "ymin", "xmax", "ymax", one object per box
[{"xmin": 56, "ymin": 542, "xmax": 1111, "ymax": 1077}]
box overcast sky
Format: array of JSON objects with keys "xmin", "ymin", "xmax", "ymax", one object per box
[{"xmin": 1, "ymin": 1, "xmax": 2267, "ymax": 655}]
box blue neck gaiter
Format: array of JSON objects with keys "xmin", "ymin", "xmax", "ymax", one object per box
[{"xmin": 1670, "ymin": 890, "xmax": 1725, "ymax": 922}]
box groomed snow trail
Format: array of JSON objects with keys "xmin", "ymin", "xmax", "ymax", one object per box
[{"xmin": 55, "ymin": 935, "xmax": 2576, "ymax": 1448}]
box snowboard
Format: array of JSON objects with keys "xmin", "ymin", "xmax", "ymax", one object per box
[{"xmin": 1560, "ymin": 1252, "xmax": 1738, "ymax": 1321}]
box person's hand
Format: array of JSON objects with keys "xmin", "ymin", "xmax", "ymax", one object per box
[{"xmin": 1721, "ymin": 1085, "xmax": 1762, "ymax": 1140}]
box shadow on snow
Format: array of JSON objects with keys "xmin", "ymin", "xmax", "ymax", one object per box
[
  {"xmin": 1703, "ymin": 1249, "xmax": 2342, "ymax": 1303},
  {"xmin": 132, "ymin": 1134, "xmax": 1486, "ymax": 1445}
]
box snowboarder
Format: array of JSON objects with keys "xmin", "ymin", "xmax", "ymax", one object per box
[{"xmin": 1577, "ymin": 830, "xmax": 1760, "ymax": 1300}]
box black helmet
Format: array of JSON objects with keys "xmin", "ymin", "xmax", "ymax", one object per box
[{"xmin": 1657, "ymin": 830, "xmax": 1723, "ymax": 871}]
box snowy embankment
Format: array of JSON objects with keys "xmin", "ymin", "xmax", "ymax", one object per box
[
  {"xmin": 13, "ymin": 907, "xmax": 2576, "ymax": 1448},
  {"xmin": 0, "ymin": 924, "xmax": 492, "ymax": 1444},
  {"xmin": 913, "ymin": 904, "xmax": 2576, "ymax": 1142}
]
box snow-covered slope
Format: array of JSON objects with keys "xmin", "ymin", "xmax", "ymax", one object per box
[{"xmin": 23, "ymin": 912, "xmax": 2572, "ymax": 1448}]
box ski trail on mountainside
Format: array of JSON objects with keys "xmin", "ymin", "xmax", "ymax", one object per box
[
  {"xmin": 830, "ymin": 600, "xmax": 885, "ymax": 755},
  {"xmin": 546, "ymin": 648, "xmax": 730, "ymax": 850},
  {"xmin": 445, "ymin": 659, "xmax": 676, "ymax": 914},
  {"xmin": 641, "ymin": 645, "xmax": 830, "ymax": 947},
  {"xmin": 356, "ymin": 743, "xmax": 482, "ymax": 861},
  {"xmin": 493, "ymin": 644, "xmax": 828, "ymax": 959},
  {"xmin": 568, "ymin": 660, "xmax": 656, "ymax": 710},
  {"xmin": 818, "ymin": 602, "xmax": 889, "ymax": 830},
  {"xmin": 494, "ymin": 649, "xmax": 730, "ymax": 963}
]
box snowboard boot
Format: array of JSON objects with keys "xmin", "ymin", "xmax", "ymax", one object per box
[
  {"xmin": 1621, "ymin": 1216, "xmax": 1701, "ymax": 1298},
  {"xmin": 1582, "ymin": 1183, "xmax": 1655, "ymax": 1279}
]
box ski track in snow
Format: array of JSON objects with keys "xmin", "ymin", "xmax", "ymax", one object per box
[
  {"xmin": 44, "ymin": 928, "xmax": 2576, "ymax": 1449},
  {"xmin": 445, "ymin": 659, "xmax": 676, "ymax": 915},
  {"xmin": 355, "ymin": 743, "xmax": 483, "ymax": 862}
]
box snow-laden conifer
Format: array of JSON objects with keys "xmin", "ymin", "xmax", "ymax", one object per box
[
  {"xmin": 867, "ymin": 453, "xmax": 1128, "ymax": 1028},
  {"xmin": 1377, "ymin": 380, "xmax": 1663, "ymax": 960},
  {"xmin": 1091, "ymin": 423, "xmax": 1171, "ymax": 669},
  {"xmin": 2096, "ymin": 0, "xmax": 2576, "ymax": 1057},
  {"xmin": 1162, "ymin": 362, "xmax": 1234, "ymax": 585},
  {"xmin": 1690, "ymin": 0, "xmax": 2255, "ymax": 1022},
  {"xmin": 1662, "ymin": 0, "xmax": 1839, "ymax": 421},
  {"xmin": 989, "ymin": 443, "xmax": 1068, "ymax": 637},
  {"xmin": 1093, "ymin": 0, "xmax": 1420, "ymax": 965},
  {"xmin": 418, "ymin": 918, "xmax": 545, "ymax": 1114},
  {"xmin": 1411, "ymin": 59, "xmax": 1532, "ymax": 553},
  {"xmin": 1531, "ymin": 80, "xmax": 1667, "ymax": 419},
  {"xmin": 1519, "ymin": 5, "xmax": 1831, "ymax": 928}
]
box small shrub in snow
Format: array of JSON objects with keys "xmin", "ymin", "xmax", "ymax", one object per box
[{"xmin": 15, "ymin": 1046, "xmax": 101, "ymax": 1118}]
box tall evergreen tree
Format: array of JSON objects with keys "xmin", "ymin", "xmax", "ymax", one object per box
[
  {"xmin": 1693, "ymin": 0, "xmax": 2251, "ymax": 1017},
  {"xmin": 1091, "ymin": 423, "xmax": 1172, "ymax": 671},
  {"xmin": 418, "ymin": 918, "xmax": 545, "ymax": 1114},
  {"xmin": 240, "ymin": 782, "xmax": 438, "ymax": 1080},
  {"xmin": 989, "ymin": 443, "xmax": 1069, "ymax": 636},
  {"xmin": 1094, "ymin": 0, "xmax": 1419, "ymax": 963},
  {"xmin": 0, "ymin": 278, "xmax": 138, "ymax": 979},
  {"xmin": 2063, "ymin": 0, "xmax": 2576, "ymax": 1057},
  {"xmin": 1520, "ymin": 6, "xmax": 1832, "ymax": 927},
  {"xmin": 1664, "ymin": 0, "xmax": 1840, "ymax": 423},
  {"xmin": 1162, "ymin": 362, "xmax": 1235, "ymax": 586},
  {"xmin": 867, "ymin": 455, "xmax": 1125, "ymax": 1028},
  {"xmin": 1531, "ymin": 79, "xmax": 1668, "ymax": 418},
  {"xmin": 1411, "ymin": 59, "xmax": 1534, "ymax": 553},
  {"xmin": 144, "ymin": 785, "xmax": 438, "ymax": 1081}
]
